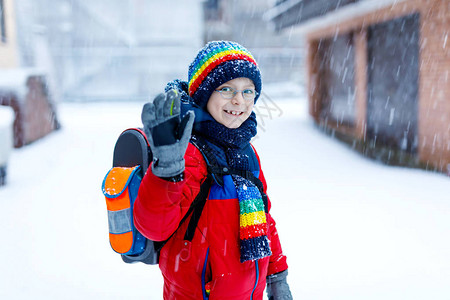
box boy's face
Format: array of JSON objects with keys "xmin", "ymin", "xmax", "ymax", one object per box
[{"xmin": 206, "ymin": 77, "xmax": 255, "ymax": 129}]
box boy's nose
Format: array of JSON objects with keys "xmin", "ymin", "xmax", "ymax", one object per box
[{"xmin": 231, "ymin": 92, "xmax": 245, "ymax": 105}]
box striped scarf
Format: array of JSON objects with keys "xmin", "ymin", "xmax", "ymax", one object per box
[{"xmin": 233, "ymin": 175, "xmax": 272, "ymax": 262}]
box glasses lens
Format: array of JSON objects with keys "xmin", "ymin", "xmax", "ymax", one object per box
[
  {"xmin": 242, "ymin": 89, "xmax": 256, "ymax": 100},
  {"xmin": 219, "ymin": 87, "xmax": 234, "ymax": 99},
  {"xmin": 217, "ymin": 87, "xmax": 256, "ymax": 100}
]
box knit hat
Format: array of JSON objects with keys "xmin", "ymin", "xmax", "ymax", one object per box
[{"xmin": 188, "ymin": 41, "xmax": 262, "ymax": 108}]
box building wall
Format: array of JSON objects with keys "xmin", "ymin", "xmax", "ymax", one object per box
[
  {"xmin": 0, "ymin": 0, "xmax": 18, "ymax": 68},
  {"xmin": 306, "ymin": 0, "xmax": 449, "ymax": 172},
  {"xmin": 418, "ymin": 0, "xmax": 450, "ymax": 172}
]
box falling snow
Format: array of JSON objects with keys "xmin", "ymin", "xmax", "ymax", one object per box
[{"xmin": 0, "ymin": 87, "xmax": 449, "ymax": 299}]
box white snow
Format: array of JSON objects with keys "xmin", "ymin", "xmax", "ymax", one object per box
[
  {"xmin": 0, "ymin": 88, "xmax": 449, "ymax": 299},
  {"xmin": 0, "ymin": 68, "xmax": 47, "ymax": 99},
  {"xmin": 0, "ymin": 105, "xmax": 14, "ymax": 127},
  {"xmin": 0, "ymin": 106, "xmax": 14, "ymax": 166}
]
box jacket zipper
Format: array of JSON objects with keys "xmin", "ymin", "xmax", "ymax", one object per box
[
  {"xmin": 250, "ymin": 260, "xmax": 259, "ymax": 300},
  {"xmin": 202, "ymin": 247, "xmax": 210, "ymax": 300}
]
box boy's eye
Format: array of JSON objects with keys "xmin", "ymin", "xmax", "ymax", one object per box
[
  {"xmin": 220, "ymin": 87, "xmax": 233, "ymax": 92},
  {"xmin": 243, "ymin": 89, "xmax": 255, "ymax": 95}
]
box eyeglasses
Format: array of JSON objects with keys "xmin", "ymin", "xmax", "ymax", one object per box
[{"xmin": 214, "ymin": 87, "xmax": 258, "ymax": 101}]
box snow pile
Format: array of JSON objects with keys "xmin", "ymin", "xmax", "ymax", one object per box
[
  {"xmin": 0, "ymin": 106, "xmax": 14, "ymax": 166},
  {"xmin": 0, "ymin": 68, "xmax": 46, "ymax": 99},
  {"xmin": 0, "ymin": 92, "xmax": 449, "ymax": 299},
  {"xmin": 0, "ymin": 105, "xmax": 14, "ymax": 127}
]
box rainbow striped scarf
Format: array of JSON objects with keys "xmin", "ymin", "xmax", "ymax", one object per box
[{"xmin": 233, "ymin": 175, "xmax": 272, "ymax": 262}]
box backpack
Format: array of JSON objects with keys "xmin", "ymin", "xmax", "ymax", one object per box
[{"xmin": 102, "ymin": 129, "xmax": 268, "ymax": 264}]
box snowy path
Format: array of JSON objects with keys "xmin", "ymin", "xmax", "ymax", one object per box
[{"xmin": 0, "ymin": 97, "xmax": 449, "ymax": 299}]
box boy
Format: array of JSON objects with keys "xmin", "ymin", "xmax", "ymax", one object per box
[{"xmin": 134, "ymin": 41, "xmax": 292, "ymax": 300}]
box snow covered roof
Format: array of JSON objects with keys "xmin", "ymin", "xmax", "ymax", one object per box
[
  {"xmin": 265, "ymin": 0, "xmax": 358, "ymax": 30},
  {"xmin": 266, "ymin": 0, "xmax": 358, "ymax": 22},
  {"xmin": 266, "ymin": 0, "xmax": 409, "ymax": 34},
  {"xmin": 0, "ymin": 68, "xmax": 46, "ymax": 100}
]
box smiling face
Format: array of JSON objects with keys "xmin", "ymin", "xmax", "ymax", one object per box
[{"xmin": 206, "ymin": 77, "xmax": 255, "ymax": 129}]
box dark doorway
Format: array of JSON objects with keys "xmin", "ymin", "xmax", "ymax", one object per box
[{"xmin": 367, "ymin": 13, "xmax": 420, "ymax": 153}]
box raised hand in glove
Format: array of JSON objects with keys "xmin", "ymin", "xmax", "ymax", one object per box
[
  {"xmin": 266, "ymin": 270, "xmax": 293, "ymax": 300},
  {"xmin": 141, "ymin": 89, "xmax": 195, "ymax": 178}
]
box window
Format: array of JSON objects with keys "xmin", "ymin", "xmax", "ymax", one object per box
[
  {"xmin": 0, "ymin": 0, "xmax": 6, "ymax": 43},
  {"xmin": 366, "ymin": 14, "xmax": 419, "ymax": 153}
]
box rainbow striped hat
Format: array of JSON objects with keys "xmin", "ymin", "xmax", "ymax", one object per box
[{"xmin": 188, "ymin": 41, "xmax": 262, "ymax": 108}]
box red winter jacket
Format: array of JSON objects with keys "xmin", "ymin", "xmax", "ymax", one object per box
[{"xmin": 134, "ymin": 143, "xmax": 288, "ymax": 300}]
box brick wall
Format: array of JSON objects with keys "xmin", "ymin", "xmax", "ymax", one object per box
[
  {"xmin": 0, "ymin": 75, "xmax": 59, "ymax": 148},
  {"xmin": 306, "ymin": 0, "xmax": 450, "ymax": 172},
  {"xmin": 23, "ymin": 76, "xmax": 59, "ymax": 145},
  {"xmin": 417, "ymin": 0, "xmax": 450, "ymax": 172}
]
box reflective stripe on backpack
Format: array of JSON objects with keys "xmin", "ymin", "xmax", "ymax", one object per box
[{"xmin": 102, "ymin": 166, "xmax": 147, "ymax": 255}]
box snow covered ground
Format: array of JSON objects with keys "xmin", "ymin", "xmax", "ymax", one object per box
[{"xmin": 0, "ymin": 89, "xmax": 449, "ymax": 299}]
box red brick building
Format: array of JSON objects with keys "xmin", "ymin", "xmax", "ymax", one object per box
[
  {"xmin": 0, "ymin": 0, "xmax": 59, "ymax": 148},
  {"xmin": 268, "ymin": 0, "xmax": 449, "ymax": 173}
]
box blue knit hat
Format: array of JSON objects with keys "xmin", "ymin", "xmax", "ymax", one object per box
[{"xmin": 188, "ymin": 41, "xmax": 262, "ymax": 108}]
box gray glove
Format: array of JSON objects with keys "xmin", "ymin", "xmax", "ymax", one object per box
[
  {"xmin": 266, "ymin": 270, "xmax": 293, "ymax": 300},
  {"xmin": 141, "ymin": 89, "xmax": 195, "ymax": 178}
]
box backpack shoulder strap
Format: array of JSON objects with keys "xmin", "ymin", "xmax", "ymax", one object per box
[
  {"xmin": 190, "ymin": 135, "xmax": 226, "ymax": 186},
  {"xmin": 155, "ymin": 174, "xmax": 213, "ymax": 251},
  {"xmin": 159, "ymin": 135, "xmax": 269, "ymax": 251},
  {"xmin": 182, "ymin": 174, "xmax": 213, "ymax": 241},
  {"xmin": 190, "ymin": 135, "xmax": 269, "ymax": 213}
]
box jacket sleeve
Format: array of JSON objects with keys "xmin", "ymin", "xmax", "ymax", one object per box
[
  {"xmin": 253, "ymin": 146, "xmax": 289, "ymax": 276},
  {"xmin": 133, "ymin": 143, "xmax": 208, "ymax": 241}
]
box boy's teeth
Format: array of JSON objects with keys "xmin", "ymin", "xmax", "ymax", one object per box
[{"xmin": 226, "ymin": 110, "xmax": 242, "ymax": 115}]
